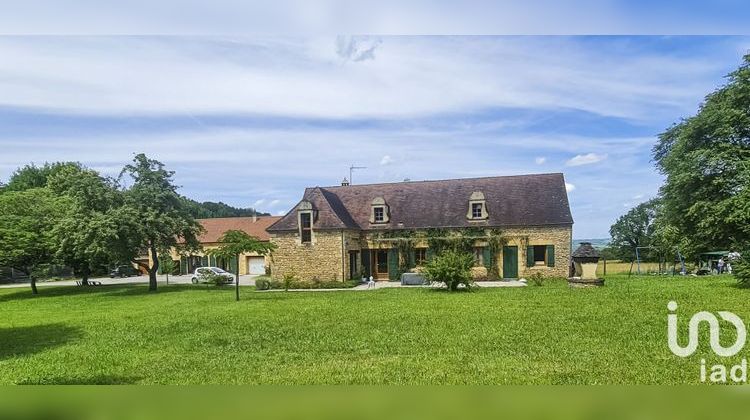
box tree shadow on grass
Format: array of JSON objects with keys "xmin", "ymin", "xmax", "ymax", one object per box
[
  {"xmin": 0, "ymin": 323, "xmax": 83, "ymax": 360},
  {"xmin": 17, "ymin": 374, "xmax": 142, "ymax": 385},
  {"xmin": 0, "ymin": 284, "xmax": 195, "ymax": 303}
]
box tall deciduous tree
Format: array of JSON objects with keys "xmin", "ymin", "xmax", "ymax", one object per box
[
  {"xmin": 654, "ymin": 54, "xmax": 750, "ymax": 258},
  {"xmin": 47, "ymin": 165, "xmax": 121, "ymax": 285},
  {"xmin": 608, "ymin": 199, "xmax": 661, "ymax": 262},
  {"xmin": 0, "ymin": 188, "xmax": 71, "ymax": 294},
  {"xmin": 208, "ymin": 230, "xmax": 276, "ymax": 301},
  {"xmin": 113, "ymin": 154, "xmax": 202, "ymax": 291},
  {"xmin": 3, "ymin": 162, "xmax": 83, "ymax": 192}
]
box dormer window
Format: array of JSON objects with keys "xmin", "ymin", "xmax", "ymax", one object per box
[
  {"xmin": 467, "ymin": 191, "xmax": 489, "ymax": 220},
  {"xmin": 472, "ymin": 203, "xmax": 483, "ymax": 219},
  {"xmin": 297, "ymin": 200, "xmax": 314, "ymax": 244},
  {"xmin": 369, "ymin": 197, "xmax": 390, "ymax": 224},
  {"xmin": 300, "ymin": 212, "xmax": 312, "ymax": 243},
  {"xmin": 374, "ymin": 207, "xmax": 385, "ymax": 223}
]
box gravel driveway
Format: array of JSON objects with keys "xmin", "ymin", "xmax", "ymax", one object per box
[{"xmin": 0, "ymin": 274, "xmax": 260, "ymax": 289}]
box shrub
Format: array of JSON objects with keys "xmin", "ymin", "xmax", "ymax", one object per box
[
  {"xmin": 733, "ymin": 254, "xmax": 750, "ymax": 288},
  {"xmin": 528, "ymin": 272, "xmax": 545, "ymax": 286},
  {"xmin": 203, "ymin": 272, "xmax": 230, "ymax": 286},
  {"xmin": 422, "ymin": 250, "xmax": 475, "ymax": 291},
  {"xmin": 255, "ymin": 277, "xmax": 271, "ymax": 290},
  {"xmin": 283, "ymin": 273, "xmax": 297, "ymax": 291},
  {"xmin": 264, "ymin": 279, "xmax": 358, "ymax": 290},
  {"xmin": 269, "ymin": 279, "xmax": 284, "ymax": 289}
]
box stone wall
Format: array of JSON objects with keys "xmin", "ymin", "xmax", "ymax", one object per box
[
  {"xmin": 500, "ymin": 225, "xmax": 572, "ymax": 278},
  {"xmin": 269, "ymin": 225, "xmax": 572, "ymax": 281},
  {"xmin": 269, "ymin": 230, "xmax": 348, "ymax": 281}
]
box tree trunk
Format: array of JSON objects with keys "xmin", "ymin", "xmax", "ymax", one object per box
[
  {"xmin": 30, "ymin": 275, "xmax": 38, "ymax": 295},
  {"xmin": 81, "ymin": 267, "xmax": 90, "ymax": 286},
  {"xmin": 148, "ymin": 243, "xmax": 159, "ymax": 292},
  {"xmin": 235, "ymin": 253, "xmax": 240, "ymax": 302}
]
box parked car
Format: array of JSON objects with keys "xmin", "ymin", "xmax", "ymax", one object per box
[
  {"xmin": 191, "ymin": 267, "xmax": 235, "ymax": 284},
  {"xmin": 110, "ymin": 265, "xmax": 139, "ymax": 278}
]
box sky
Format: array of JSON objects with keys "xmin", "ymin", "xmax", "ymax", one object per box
[{"xmin": 1, "ymin": 35, "xmax": 749, "ymax": 238}]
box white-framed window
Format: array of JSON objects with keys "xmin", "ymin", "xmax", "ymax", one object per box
[
  {"xmin": 370, "ymin": 197, "xmax": 389, "ymax": 224},
  {"xmin": 472, "ymin": 203, "xmax": 483, "ymax": 219},
  {"xmin": 414, "ymin": 248, "xmax": 427, "ymax": 266},
  {"xmin": 374, "ymin": 207, "xmax": 385, "ymax": 223}
]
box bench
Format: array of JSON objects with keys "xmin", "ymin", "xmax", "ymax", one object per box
[{"xmin": 76, "ymin": 280, "xmax": 103, "ymax": 286}]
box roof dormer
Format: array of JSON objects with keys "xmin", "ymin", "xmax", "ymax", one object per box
[
  {"xmin": 369, "ymin": 197, "xmax": 390, "ymax": 224},
  {"xmin": 467, "ymin": 191, "xmax": 489, "ymax": 220}
]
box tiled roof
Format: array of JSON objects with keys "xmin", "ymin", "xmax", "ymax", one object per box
[
  {"xmin": 193, "ymin": 216, "xmax": 281, "ymax": 243},
  {"xmin": 267, "ymin": 173, "xmax": 573, "ymax": 232},
  {"xmin": 572, "ymin": 242, "xmax": 600, "ymax": 259}
]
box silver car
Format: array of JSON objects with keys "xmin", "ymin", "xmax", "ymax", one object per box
[{"xmin": 191, "ymin": 267, "xmax": 234, "ymax": 284}]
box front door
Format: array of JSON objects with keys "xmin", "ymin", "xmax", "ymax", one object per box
[
  {"xmin": 374, "ymin": 249, "xmax": 389, "ymax": 280},
  {"xmin": 503, "ymin": 246, "xmax": 518, "ymax": 279}
]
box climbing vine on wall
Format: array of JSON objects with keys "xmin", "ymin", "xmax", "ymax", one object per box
[{"xmin": 369, "ymin": 227, "xmax": 507, "ymax": 280}]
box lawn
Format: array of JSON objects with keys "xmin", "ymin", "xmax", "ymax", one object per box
[{"xmin": 1, "ymin": 274, "xmax": 747, "ymax": 384}]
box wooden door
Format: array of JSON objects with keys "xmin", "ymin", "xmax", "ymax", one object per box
[
  {"xmin": 503, "ymin": 246, "xmax": 518, "ymax": 279},
  {"xmin": 374, "ymin": 249, "xmax": 389, "ymax": 280}
]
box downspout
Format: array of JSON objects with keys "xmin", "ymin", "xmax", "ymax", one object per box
[{"xmin": 341, "ymin": 230, "xmax": 346, "ymax": 282}]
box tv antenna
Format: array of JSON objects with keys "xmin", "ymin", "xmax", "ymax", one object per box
[{"xmin": 349, "ymin": 165, "xmax": 367, "ymax": 185}]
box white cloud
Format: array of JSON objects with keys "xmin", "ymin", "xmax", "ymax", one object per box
[
  {"xmin": 380, "ymin": 155, "xmax": 394, "ymax": 165},
  {"xmin": 566, "ymin": 153, "xmax": 608, "ymax": 167},
  {"xmin": 565, "ymin": 182, "xmax": 576, "ymax": 192},
  {"xmin": 535, "ymin": 156, "xmax": 546, "ymax": 165},
  {"xmin": 252, "ymin": 199, "xmax": 266, "ymax": 207},
  {"xmin": 336, "ymin": 36, "xmax": 382, "ymax": 62},
  {"xmin": 0, "ymin": 37, "xmax": 723, "ymax": 121},
  {"xmin": 269, "ymin": 199, "xmax": 281, "ymax": 206},
  {"xmin": 632, "ymin": 194, "xmax": 644, "ymax": 200}
]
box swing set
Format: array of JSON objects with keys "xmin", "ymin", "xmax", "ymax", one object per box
[{"xmin": 628, "ymin": 246, "xmax": 686, "ymax": 277}]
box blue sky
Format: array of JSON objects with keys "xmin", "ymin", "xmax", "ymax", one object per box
[{"xmin": 1, "ymin": 36, "xmax": 748, "ymax": 238}]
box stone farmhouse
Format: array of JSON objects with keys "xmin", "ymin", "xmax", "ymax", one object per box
[{"xmin": 266, "ymin": 173, "xmax": 573, "ymax": 281}]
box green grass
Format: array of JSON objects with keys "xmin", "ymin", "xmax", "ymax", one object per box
[{"xmin": 1, "ymin": 274, "xmax": 747, "ymax": 384}]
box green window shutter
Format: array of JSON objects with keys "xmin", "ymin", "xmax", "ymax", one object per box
[
  {"xmin": 408, "ymin": 250, "xmax": 416, "ymax": 269},
  {"xmin": 361, "ymin": 250, "xmax": 371, "ymax": 277},
  {"xmin": 180, "ymin": 256, "xmax": 187, "ymax": 275},
  {"xmin": 546, "ymin": 245, "xmax": 555, "ymax": 267},
  {"xmin": 210, "ymin": 255, "xmax": 216, "ymax": 267},
  {"xmin": 426, "ymin": 247, "xmax": 435, "ymax": 261},
  {"xmin": 388, "ymin": 247, "xmax": 399, "ymax": 281},
  {"xmin": 526, "ymin": 246, "xmax": 535, "ymax": 267},
  {"xmin": 482, "ymin": 247, "xmax": 492, "ymax": 270},
  {"xmin": 201, "ymin": 255, "xmax": 208, "ymax": 267}
]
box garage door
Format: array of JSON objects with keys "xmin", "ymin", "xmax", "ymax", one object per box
[{"xmin": 247, "ymin": 256, "xmax": 265, "ymax": 275}]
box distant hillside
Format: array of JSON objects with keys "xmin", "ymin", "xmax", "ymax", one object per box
[
  {"xmin": 181, "ymin": 198, "xmax": 271, "ymax": 219},
  {"xmin": 573, "ymin": 238, "xmax": 610, "ymax": 250}
]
